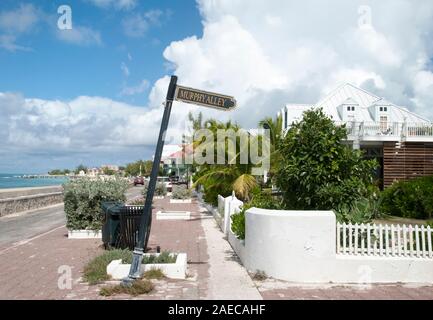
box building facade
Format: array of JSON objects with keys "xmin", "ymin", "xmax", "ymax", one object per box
[{"xmin": 279, "ymin": 84, "xmax": 433, "ymax": 188}]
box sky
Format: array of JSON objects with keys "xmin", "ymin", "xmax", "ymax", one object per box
[{"xmin": 1, "ymin": 0, "xmax": 433, "ymax": 173}]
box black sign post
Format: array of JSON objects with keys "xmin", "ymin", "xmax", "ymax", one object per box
[
  {"xmin": 122, "ymin": 76, "xmax": 236, "ymax": 286},
  {"xmin": 122, "ymin": 75, "xmax": 178, "ymax": 285}
]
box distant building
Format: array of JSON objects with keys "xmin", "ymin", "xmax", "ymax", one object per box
[
  {"xmin": 87, "ymin": 168, "xmax": 101, "ymax": 177},
  {"xmin": 101, "ymin": 165, "xmax": 120, "ymax": 172},
  {"xmin": 160, "ymin": 144, "xmax": 193, "ymax": 178},
  {"xmin": 279, "ymin": 83, "xmax": 433, "ymax": 188}
]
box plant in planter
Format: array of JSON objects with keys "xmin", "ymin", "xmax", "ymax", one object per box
[
  {"xmin": 171, "ymin": 185, "xmax": 192, "ymax": 200},
  {"xmin": 141, "ymin": 181, "xmax": 167, "ymax": 198},
  {"xmin": 126, "ymin": 197, "xmax": 145, "ymax": 206},
  {"xmin": 64, "ymin": 177, "xmax": 128, "ymax": 231}
]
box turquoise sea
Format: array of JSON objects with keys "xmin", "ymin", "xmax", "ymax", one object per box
[{"xmin": 0, "ymin": 173, "xmax": 69, "ymax": 189}]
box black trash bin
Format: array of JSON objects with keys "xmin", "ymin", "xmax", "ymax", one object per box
[{"xmin": 101, "ymin": 201, "xmax": 124, "ymax": 249}]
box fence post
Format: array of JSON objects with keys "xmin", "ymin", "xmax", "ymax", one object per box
[{"xmin": 223, "ymin": 191, "xmax": 243, "ymax": 235}]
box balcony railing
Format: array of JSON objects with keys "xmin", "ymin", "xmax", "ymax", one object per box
[{"xmin": 335, "ymin": 121, "xmax": 433, "ymax": 140}]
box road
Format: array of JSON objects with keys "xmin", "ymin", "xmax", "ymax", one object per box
[{"xmin": 0, "ymin": 186, "xmax": 143, "ymax": 248}]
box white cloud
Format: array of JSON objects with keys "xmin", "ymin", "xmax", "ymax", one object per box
[
  {"xmin": 122, "ymin": 13, "xmax": 149, "ymax": 38},
  {"xmin": 121, "ymin": 62, "xmax": 130, "ymax": 77},
  {"xmin": 0, "ymin": 92, "xmax": 163, "ymax": 152},
  {"xmin": 122, "ymin": 9, "xmax": 171, "ymax": 38},
  {"xmin": 86, "ymin": 0, "xmax": 137, "ymax": 10},
  {"xmin": 0, "ymin": 4, "xmax": 40, "ymax": 51},
  {"xmin": 0, "ymin": 34, "xmax": 32, "ymax": 52},
  {"xmin": 120, "ymin": 80, "xmax": 150, "ymax": 96},
  {"xmin": 146, "ymin": 0, "xmax": 433, "ymax": 128},
  {"xmin": 0, "ymin": 4, "xmax": 39, "ymax": 33},
  {"xmin": 56, "ymin": 26, "xmax": 102, "ymax": 46}
]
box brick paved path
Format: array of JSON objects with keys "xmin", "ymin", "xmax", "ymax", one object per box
[{"xmin": 1, "ymin": 194, "xmax": 433, "ymax": 300}]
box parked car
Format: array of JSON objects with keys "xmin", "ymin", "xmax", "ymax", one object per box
[
  {"xmin": 133, "ymin": 176, "xmax": 145, "ymax": 186},
  {"xmin": 157, "ymin": 176, "xmax": 172, "ymax": 192}
]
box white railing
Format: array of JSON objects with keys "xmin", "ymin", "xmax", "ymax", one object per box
[
  {"xmin": 406, "ymin": 123, "xmax": 433, "ymax": 137},
  {"xmin": 337, "ymin": 222, "xmax": 433, "ymax": 259},
  {"xmin": 335, "ymin": 121, "xmax": 433, "ymax": 139}
]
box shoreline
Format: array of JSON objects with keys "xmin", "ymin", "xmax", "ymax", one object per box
[{"xmin": 0, "ymin": 185, "xmax": 63, "ymax": 192}]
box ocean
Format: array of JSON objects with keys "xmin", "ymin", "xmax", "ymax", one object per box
[{"xmin": 0, "ymin": 173, "xmax": 69, "ymax": 189}]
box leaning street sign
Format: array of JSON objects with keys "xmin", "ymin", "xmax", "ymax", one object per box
[{"xmin": 174, "ymin": 85, "xmax": 237, "ymax": 111}]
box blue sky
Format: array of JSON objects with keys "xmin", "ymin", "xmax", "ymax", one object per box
[
  {"xmin": 0, "ymin": 0, "xmax": 201, "ymax": 104},
  {"xmin": 1, "ymin": 0, "xmax": 433, "ymax": 173}
]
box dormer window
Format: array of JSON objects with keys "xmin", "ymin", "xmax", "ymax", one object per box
[
  {"xmin": 347, "ymin": 106, "xmax": 355, "ymax": 112},
  {"xmin": 379, "ymin": 106, "xmax": 388, "ymax": 112}
]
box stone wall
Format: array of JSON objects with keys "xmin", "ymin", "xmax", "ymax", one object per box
[{"xmin": 0, "ymin": 186, "xmax": 63, "ymax": 217}]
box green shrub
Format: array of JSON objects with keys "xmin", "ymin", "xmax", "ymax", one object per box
[
  {"xmin": 171, "ymin": 185, "xmax": 192, "ymax": 199},
  {"xmin": 335, "ymin": 197, "xmax": 379, "ymax": 224},
  {"xmin": 231, "ymin": 210, "xmax": 246, "ymax": 240},
  {"xmin": 379, "ymin": 176, "xmax": 433, "ymax": 219},
  {"xmin": 231, "ymin": 190, "xmax": 282, "ymax": 240},
  {"xmin": 141, "ymin": 181, "xmax": 167, "ymax": 197},
  {"xmin": 274, "ymin": 108, "xmax": 377, "ymax": 211},
  {"xmin": 64, "ymin": 178, "xmax": 128, "ymax": 230}
]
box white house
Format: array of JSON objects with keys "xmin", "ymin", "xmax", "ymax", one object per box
[{"xmin": 279, "ymin": 84, "xmax": 433, "ymax": 187}]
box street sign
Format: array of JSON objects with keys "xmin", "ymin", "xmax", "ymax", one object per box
[{"xmin": 175, "ymin": 85, "xmax": 237, "ymax": 111}]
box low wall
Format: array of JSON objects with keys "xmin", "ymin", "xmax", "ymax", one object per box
[
  {"xmin": 0, "ymin": 186, "xmax": 63, "ymax": 217},
  {"xmin": 228, "ymin": 207, "xmax": 433, "ymax": 284}
]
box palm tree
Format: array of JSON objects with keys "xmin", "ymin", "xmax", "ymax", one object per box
[
  {"xmin": 191, "ymin": 118, "xmax": 258, "ymax": 202},
  {"xmin": 258, "ymin": 115, "xmax": 283, "ymax": 182}
]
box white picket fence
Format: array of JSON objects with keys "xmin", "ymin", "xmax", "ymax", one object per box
[{"xmin": 337, "ymin": 223, "xmax": 433, "ymax": 259}]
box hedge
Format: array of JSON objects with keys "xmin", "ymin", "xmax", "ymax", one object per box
[
  {"xmin": 64, "ymin": 178, "xmax": 129, "ymax": 230},
  {"xmin": 379, "ymin": 175, "xmax": 433, "ymax": 220}
]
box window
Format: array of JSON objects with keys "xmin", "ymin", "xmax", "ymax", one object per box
[
  {"xmin": 347, "ymin": 106, "xmax": 351, "ymax": 111},
  {"xmin": 347, "ymin": 106, "xmax": 355, "ymax": 112},
  {"xmin": 379, "ymin": 107, "xmax": 383, "ymax": 112},
  {"xmin": 351, "ymin": 106, "xmax": 355, "ymax": 111},
  {"xmin": 384, "ymin": 107, "xmax": 388, "ymax": 112}
]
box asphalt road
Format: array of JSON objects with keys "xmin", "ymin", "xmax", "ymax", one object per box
[{"xmin": 0, "ymin": 186, "xmax": 144, "ymax": 248}]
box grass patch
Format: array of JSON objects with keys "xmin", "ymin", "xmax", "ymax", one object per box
[
  {"xmin": 99, "ymin": 279, "xmax": 154, "ymax": 297},
  {"xmin": 83, "ymin": 250, "xmax": 177, "ymax": 285},
  {"xmin": 143, "ymin": 268, "xmax": 165, "ymax": 280},
  {"xmin": 83, "ymin": 249, "xmax": 132, "ymax": 285},
  {"xmin": 142, "ymin": 251, "xmax": 177, "ymax": 264}
]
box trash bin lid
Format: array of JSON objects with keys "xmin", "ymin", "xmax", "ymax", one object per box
[{"xmin": 101, "ymin": 201, "xmax": 124, "ymax": 215}]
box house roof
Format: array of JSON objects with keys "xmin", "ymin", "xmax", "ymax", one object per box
[{"xmin": 283, "ymin": 83, "xmax": 431, "ymax": 124}]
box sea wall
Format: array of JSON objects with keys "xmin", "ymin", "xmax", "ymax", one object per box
[{"xmin": 0, "ymin": 186, "xmax": 63, "ymax": 217}]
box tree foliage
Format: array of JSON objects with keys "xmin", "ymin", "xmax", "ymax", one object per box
[
  {"xmin": 124, "ymin": 160, "xmax": 153, "ymax": 177},
  {"xmin": 274, "ymin": 108, "xmax": 377, "ymax": 211},
  {"xmin": 191, "ymin": 118, "xmax": 259, "ymax": 204}
]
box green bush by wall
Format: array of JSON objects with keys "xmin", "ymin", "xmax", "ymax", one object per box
[{"xmin": 379, "ymin": 176, "xmax": 433, "ymax": 220}]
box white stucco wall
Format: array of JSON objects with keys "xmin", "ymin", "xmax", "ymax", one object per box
[{"xmin": 228, "ymin": 207, "xmax": 433, "ymax": 284}]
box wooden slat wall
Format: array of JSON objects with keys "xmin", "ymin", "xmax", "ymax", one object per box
[{"xmin": 383, "ymin": 142, "xmax": 433, "ymax": 187}]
